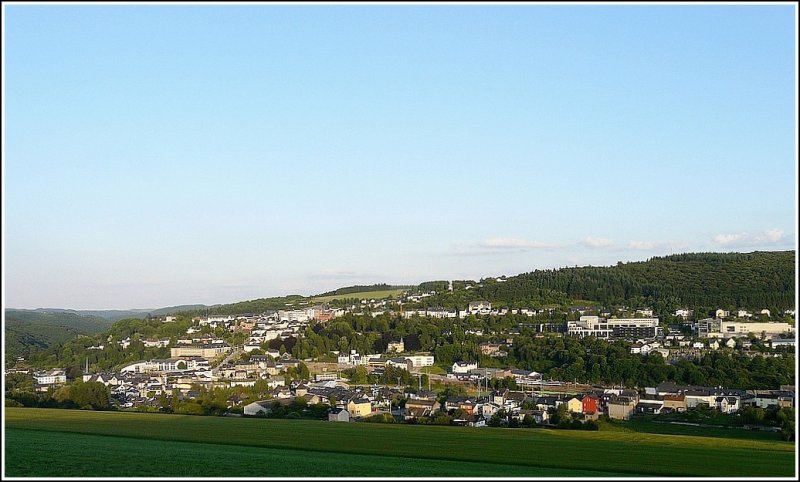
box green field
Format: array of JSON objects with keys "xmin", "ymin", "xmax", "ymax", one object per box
[
  {"xmin": 4, "ymin": 408, "xmax": 796, "ymax": 477},
  {"xmin": 600, "ymin": 418, "xmax": 785, "ymax": 441},
  {"xmin": 4, "ymin": 428, "xmax": 624, "ymax": 477},
  {"xmin": 312, "ymin": 289, "xmax": 407, "ymax": 303}
]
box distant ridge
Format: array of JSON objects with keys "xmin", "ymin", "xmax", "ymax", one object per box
[
  {"xmin": 4, "ymin": 309, "xmax": 116, "ymax": 360},
  {"xmin": 315, "ymin": 283, "xmax": 412, "ymax": 297}
]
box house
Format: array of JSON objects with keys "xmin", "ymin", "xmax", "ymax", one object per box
[
  {"xmin": 505, "ymin": 391, "xmax": 527, "ymax": 408},
  {"xmin": 405, "ymin": 399, "xmax": 441, "ymax": 419},
  {"xmin": 531, "ymin": 409, "xmax": 549, "ymax": 424},
  {"xmin": 347, "ymin": 398, "xmax": 372, "ymax": 418},
  {"xmin": 386, "ymin": 357, "xmax": 411, "ymax": 370},
  {"xmin": 630, "ymin": 342, "xmax": 653, "ymax": 355},
  {"xmin": 467, "ymin": 414, "xmax": 486, "ymax": 427},
  {"xmin": 479, "ymin": 402, "xmax": 502, "ymax": 418},
  {"xmin": 581, "ymin": 395, "xmax": 599, "ymax": 415},
  {"xmin": 636, "ymin": 399, "xmax": 664, "ymax": 415},
  {"xmin": 566, "ymin": 397, "xmax": 583, "ymax": 414},
  {"xmin": 607, "ymin": 396, "xmax": 637, "ymax": 420},
  {"xmin": 662, "ymin": 394, "xmax": 687, "ymax": 412},
  {"xmin": 243, "ymin": 400, "xmax": 273, "ymax": 416},
  {"xmin": 492, "ymin": 389, "xmax": 509, "ymax": 406},
  {"xmin": 770, "ymin": 338, "xmax": 795, "ymax": 348},
  {"xmin": 684, "ymin": 390, "xmax": 716, "ymax": 409},
  {"xmin": 387, "ymin": 340, "xmax": 405, "ymax": 353},
  {"xmin": 716, "ymin": 396, "xmax": 740, "ymax": 414},
  {"xmin": 328, "ymin": 408, "xmax": 350, "ymax": 422},
  {"xmin": 468, "ymin": 301, "xmax": 491, "ymax": 313},
  {"xmin": 452, "ymin": 361, "xmax": 478, "ymax": 374}
]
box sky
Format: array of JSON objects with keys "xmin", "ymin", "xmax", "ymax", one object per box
[{"xmin": 3, "ymin": 3, "xmax": 797, "ymax": 310}]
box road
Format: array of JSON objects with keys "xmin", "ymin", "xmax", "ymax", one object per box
[{"xmin": 211, "ymin": 346, "xmax": 244, "ymax": 378}]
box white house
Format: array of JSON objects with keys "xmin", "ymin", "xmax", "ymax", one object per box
[
  {"xmin": 716, "ymin": 396, "xmax": 740, "ymax": 414},
  {"xmin": 452, "ymin": 361, "xmax": 478, "ymax": 374}
]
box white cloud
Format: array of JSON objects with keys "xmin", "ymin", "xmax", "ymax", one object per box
[
  {"xmin": 753, "ymin": 228, "xmax": 785, "ymax": 244},
  {"xmin": 582, "ymin": 237, "xmax": 614, "ymax": 249},
  {"xmin": 712, "ymin": 229, "xmax": 786, "ymax": 248},
  {"xmin": 628, "ymin": 241, "xmax": 656, "ymax": 250},
  {"xmin": 713, "ymin": 233, "xmax": 748, "ymax": 246},
  {"xmin": 479, "ymin": 238, "xmax": 560, "ymax": 249},
  {"xmin": 628, "ymin": 240, "xmax": 691, "ymax": 252}
]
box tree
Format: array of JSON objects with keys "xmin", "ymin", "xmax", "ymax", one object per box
[{"xmin": 522, "ymin": 414, "xmax": 535, "ymax": 428}]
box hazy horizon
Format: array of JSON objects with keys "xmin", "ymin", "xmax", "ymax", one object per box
[{"xmin": 4, "ymin": 4, "xmax": 797, "ymax": 310}]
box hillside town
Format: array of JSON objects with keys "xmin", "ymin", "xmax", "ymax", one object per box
[{"xmin": 6, "ymin": 291, "xmax": 795, "ymax": 430}]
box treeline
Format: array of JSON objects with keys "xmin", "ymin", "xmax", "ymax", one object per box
[
  {"xmin": 511, "ymin": 334, "xmax": 795, "ymax": 389},
  {"xmin": 181, "ymin": 295, "xmax": 308, "ymax": 317},
  {"xmin": 503, "ymin": 251, "xmax": 795, "ymax": 314},
  {"xmin": 316, "ymin": 284, "xmax": 407, "ymax": 297},
  {"xmin": 417, "ymin": 281, "xmax": 449, "ymax": 292},
  {"xmin": 401, "ymin": 251, "xmax": 795, "ymax": 318},
  {"xmin": 5, "ymin": 376, "xmax": 111, "ymax": 411}
]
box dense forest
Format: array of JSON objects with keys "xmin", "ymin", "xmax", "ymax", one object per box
[{"xmin": 410, "ymin": 251, "xmax": 796, "ymax": 318}]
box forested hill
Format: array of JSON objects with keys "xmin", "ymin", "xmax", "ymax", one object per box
[
  {"xmin": 5, "ymin": 310, "xmax": 115, "ymax": 361},
  {"xmin": 468, "ymin": 251, "xmax": 795, "ymax": 313},
  {"xmin": 315, "ymin": 284, "xmax": 411, "ymax": 297}
]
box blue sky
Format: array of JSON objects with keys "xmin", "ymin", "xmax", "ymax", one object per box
[{"xmin": 3, "ymin": 3, "xmax": 797, "ymax": 310}]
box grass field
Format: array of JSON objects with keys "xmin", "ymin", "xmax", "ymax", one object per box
[
  {"xmin": 311, "ymin": 289, "xmax": 407, "ymax": 303},
  {"xmin": 4, "ymin": 428, "xmax": 624, "ymax": 477},
  {"xmin": 600, "ymin": 418, "xmax": 784, "ymax": 441},
  {"xmin": 5, "ymin": 408, "xmax": 796, "ymax": 477}
]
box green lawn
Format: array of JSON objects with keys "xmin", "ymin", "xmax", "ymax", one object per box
[
  {"xmin": 312, "ymin": 289, "xmax": 407, "ymax": 303},
  {"xmin": 4, "ymin": 408, "xmax": 796, "ymax": 477}
]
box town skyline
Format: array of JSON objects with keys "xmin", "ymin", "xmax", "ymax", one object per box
[{"xmin": 3, "ymin": 3, "xmax": 797, "ymax": 310}]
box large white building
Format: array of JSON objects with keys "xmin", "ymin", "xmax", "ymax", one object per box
[
  {"xmin": 170, "ymin": 343, "xmax": 231, "ymax": 358},
  {"xmin": 567, "ymin": 316, "xmax": 660, "ymax": 339},
  {"xmin": 717, "ymin": 322, "xmax": 793, "ymax": 339},
  {"xmin": 33, "ymin": 370, "xmax": 67, "ymax": 391},
  {"xmin": 404, "ymin": 354, "xmax": 435, "ymax": 367}
]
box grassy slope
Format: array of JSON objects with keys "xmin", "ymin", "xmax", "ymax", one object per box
[{"xmin": 5, "ymin": 408, "xmax": 795, "ymax": 477}]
